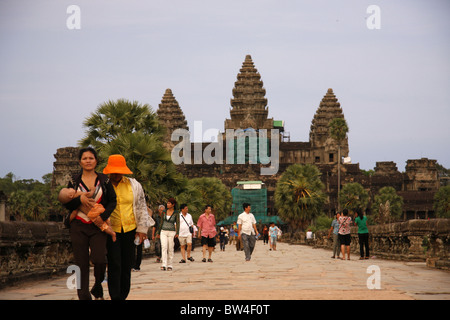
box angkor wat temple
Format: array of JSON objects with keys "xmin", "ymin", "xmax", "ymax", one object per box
[{"xmin": 52, "ymin": 55, "xmax": 440, "ymax": 220}]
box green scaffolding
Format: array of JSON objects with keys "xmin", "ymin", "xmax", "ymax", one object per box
[{"xmin": 218, "ymin": 181, "xmax": 284, "ymax": 226}]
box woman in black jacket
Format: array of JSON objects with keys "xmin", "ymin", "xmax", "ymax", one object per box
[{"xmin": 64, "ymin": 147, "xmax": 117, "ymax": 300}]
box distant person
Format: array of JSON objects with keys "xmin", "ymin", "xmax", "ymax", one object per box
[
  {"xmin": 268, "ymin": 222, "xmax": 279, "ymax": 251},
  {"xmin": 327, "ymin": 212, "xmax": 341, "ymax": 259},
  {"xmin": 152, "ymin": 205, "xmax": 165, "ymax": 263},
  {"xmin": 179, "ymin": 204, "xmax": 195, "ymax": 263},
  {"xmin": 306, "ymin": 228, "xmax": 314, "ymax": 245},
  {"xmin": 219, "ymin": 227, "xmax": 227, "ymax": 251},
  {"xmin": 197, "ymin": 204, "xmax": 217, "ymax": 262},
  {"xmin": 338, "ymin": 209, "xmax": 352, "ymax": 260},
  {"xmin": 237, "ymin": 203, "xmax": 260, "ymax": 261},
  {"xmin": 355, "ymin": 208, "xmax": 370, "ymax": 260},
  {"xmin": 157, "ymin": 198, "xmax": 179, "ymax": 271},
  {"xmin": 262, "ymin": 225, "xmax": 269, "ymax": 245}
]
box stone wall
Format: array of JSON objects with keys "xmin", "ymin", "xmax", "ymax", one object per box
[
  {"xmin": 283, "ymin": 219, "xmax": 450, "ymax": 270},
  {"xmin": 0, "ymin": 221, "xmax": 72, "ymax": 288}
]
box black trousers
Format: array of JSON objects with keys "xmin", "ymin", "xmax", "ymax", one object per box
[
  {"xmin": 107, "ymin": 228, "xmax": 136, "ymax": 300},
  {"xmin": 69, "ymin": 219, "xmax": 107, "ymax": 300},
  {"xmin": 358, "ymin": 233, "xmax": 370, "ymax": 258}
]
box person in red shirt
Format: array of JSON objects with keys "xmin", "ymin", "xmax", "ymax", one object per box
[{"xmin": 197, "ymin": 204, "xmax": 217, "ymax": 262}]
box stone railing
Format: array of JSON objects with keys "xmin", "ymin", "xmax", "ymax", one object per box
[
  {"xmin": 282, "ymin": 219, "xmax": 450, "ymax": 270},
  {"xmin": 0, "ymin": 221, "xmax": 73, "ymax": 288}
]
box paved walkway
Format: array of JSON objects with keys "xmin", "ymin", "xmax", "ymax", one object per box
[{"xmin": 0, "ymin": 242, "xmax": 449, "ymax": 300}]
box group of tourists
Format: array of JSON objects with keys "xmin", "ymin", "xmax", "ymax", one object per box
[
  {"xmin": 59, "ymin": 147, "xmax": 281, "ymax": 300},
  {"xmin": 327, "ymin": 208, "xmax": 370, "ymax": 260}
]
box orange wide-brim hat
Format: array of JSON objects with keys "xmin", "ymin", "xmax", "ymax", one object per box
[{"xmin": 103, "ymin": 154, "xmax": 133, "ymax": 175}]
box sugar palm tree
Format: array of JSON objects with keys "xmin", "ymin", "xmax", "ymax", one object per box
[
  {"xmin": 98, "ymin": 130, "xmax": 186, "ymax": 206},
  {"xmin": 339, "ymin": 182, "xmax": 369, "ymax": 213},
  {"xmin": 274, "ymin": 164, "xmax": 326, "ymax": 231},
  {"xmin": 79, "ymin": 98, "xmax": 164, "ymax": 150},
  {"xmin": 328, "ymin": 117, "xmax": 349, "ymax": 212},
  {"xmin": 372, "ymin": 186, "xmax": 404, "ymax": 222}
]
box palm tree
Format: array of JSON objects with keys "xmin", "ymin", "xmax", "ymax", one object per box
[
  {"xmin": 339, "ymin": 182, "xmax": 369, "ymax": 213},
  {"xmin": 372, "ymin": 186, "xmax": 404, "ymax": 222},
  {"xmin": 79, "ymin": 99, "xmax": 186, "ymax": 207},
  {"xmin": 274, "ymin": 164, "xmax": 326, "ymax": 231},
  {"xmin": 328, "ymin": 117, "xmax": 349, "ymax": 212},
  {"xmin": 178, "ymin": 177, "xmax": 232, "ymax": 222},
  {"xmin": 98, "ymin": 130, "xmax": 187, "ymax": 207},
  {"xmin": 79, "ymin": 99, "xmax": 164, "ymax": 150}
]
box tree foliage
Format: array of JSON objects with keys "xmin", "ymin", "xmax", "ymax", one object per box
[
  {"xmin": 372, "ymin": 186, "xmax": 404, "ymax": 222},
  {"xmin": 339, "ymin": 182, "xmax": 369, "ymax": 212},
  {"xmin": 176, "ymin": 177, "xmax": 232, "ymax": 222},
  {"xmin": 433, "ymin": 186, "xmax": 450, "ymax": 218},
  {"xmin": 274, "ymin": 164, "xmax": 326, "ymax": 231}
]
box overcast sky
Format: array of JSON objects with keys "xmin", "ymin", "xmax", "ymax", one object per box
[{"xmin": 0, "ymin": 0, "xmax": 449, "ymax": 181}]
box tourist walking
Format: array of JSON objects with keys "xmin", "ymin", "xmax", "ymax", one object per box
[
  {"xmin": 262, "ymin": 225, "xmax": 269, "ymax": 245},
  {"xmin": 338, "ymin": 209, "xmax": 352, "ymax": 260},
  {"xmin": 179, "ymin": 203, "xmax": 195, "ymax": 263},
  {"xmin": 157, "ymin": 198, "xmax": 180, "ymax": 270},
  {"xmin": 327, "ymin": 212, "xmax": 341, "ymax": 259},
  {"xmin": 355, "ymin": 208, "xmax": 370, "ymax": 259},
  {"xmin": 103, "ymin": 154, "xmax": 150, "ymax": 300},
  {"xmin": 152, "ymin": 205, "xmax": 164, "ymax": 262},
  {"xmin": 268, "ymin": 222, "xmax": 279, "ymax": 251},
  {"xmin": 197, "ymin": 204, "xmax": 217, "ymax": 262},
  {"xmin": 219, "ymin": 227, "xmax": 227, "ymax": 251},
  {"xmin": 64, "ymin": 147, "xmax": 117, "ymax": 300},
  {"xmin": 133, "ymin": 205, "xmax": 154, "ymax": 271},
  {"xmin": 229, "ymin": 222, "xmax": 237, "ymax": 245},
  {"xmin": 237, "ymin": 203, "xmax": 260, "ymax": 261}
]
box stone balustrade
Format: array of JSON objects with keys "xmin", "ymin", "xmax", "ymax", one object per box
[
  {"xmin": 282, "ymin": 219, "xmax": 449, "ymax": 270},
  {"xmin": 0, "ymin": 221, "xmax": 72, "ymax": 288}
]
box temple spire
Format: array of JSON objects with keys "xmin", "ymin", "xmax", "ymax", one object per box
[
  {"xmin": 309, "ymin": 88, "xmax": 349, "ymax": 156},
  {"xmin": 225, "ymin": 55, "xmax": 272, "ymax": 130},
  {"xmin": 157, "ymin": 88, "xmax": 189, "ymax": 148}
]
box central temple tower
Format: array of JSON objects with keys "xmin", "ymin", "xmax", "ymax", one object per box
[{"xmin": 224, "ymin": 55, "xmax": 274, "ymax": 131}]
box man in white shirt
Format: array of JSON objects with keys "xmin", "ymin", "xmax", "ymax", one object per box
[
  {"xmin": 179, "ymin": 204, "xmax": 195, "ymax": 263},
  {"xmin": 237, "ymin": 203, "xmax": 260, "ymax": 262}
]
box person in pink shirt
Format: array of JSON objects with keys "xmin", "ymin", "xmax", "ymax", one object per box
[{"xmin": 197, "ymin": 204, "xmax": 217, "ymax": 262}]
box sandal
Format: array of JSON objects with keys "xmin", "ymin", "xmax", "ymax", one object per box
[
  {"xmin": 167, "ymin": 267, "xmax": 173, "ymax": 271},
  {"xmin": 179, "ymin": 259, "xmax": 186, "ymax": 263},
  {"xmin": 160, "ymin": 266, "xmax": 166, "ymax": 271},
  {"xmin": 202, "ymin": 258, "xmax": 206, "ymax": 262},
  {"xmin": 208, "ymin": 259, "xmax": 213, "ymax": 262}
]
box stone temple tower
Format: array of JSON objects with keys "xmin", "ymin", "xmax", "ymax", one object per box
[
  {"xmin": 157, "ymin": 88, "xmax": 189, "ymax": 149},
  {"xmin": 224, "ymin": 55, "xmax": 273, "ymax": 131},
  {"xmin": 309, "ymin": 88, "xmax": 349, "ymax": 164}
]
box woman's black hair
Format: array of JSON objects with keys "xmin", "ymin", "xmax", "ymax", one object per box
[
  {"xmin": 355, "ymin": 208, "xmax": 364, "ymax": 220},
  {"xmin": 78, "ymin": 147, "xmax": 99, "ymax": 161},
  {"xmin": 342, "ymin": 209, "xmax": 349, "ymax": 216}
]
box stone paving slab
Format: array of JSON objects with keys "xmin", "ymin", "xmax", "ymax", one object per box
[{"xmin": 0, "ymin": 242, "xmax": 449, "ymax": 300}]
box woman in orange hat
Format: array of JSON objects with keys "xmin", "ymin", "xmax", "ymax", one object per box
[
  {"xmin": 103, "ymin": 154, "xmax": 150, "ymax": 300},
  {"xmin": 63, "ymin": 147, "xmax": 117, "ymax": 300}
]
